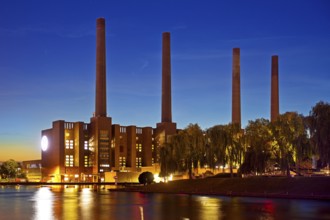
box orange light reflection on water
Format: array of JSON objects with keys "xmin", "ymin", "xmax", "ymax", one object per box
[{"xmin": 33, "ymin": 187, "xmax": 54, "ymax": 220}]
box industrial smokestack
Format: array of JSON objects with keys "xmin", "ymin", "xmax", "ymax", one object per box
[
  {"xmin": 161, "ymin": 32, "xmax": 172, "ymax": 123},
  {"xmin": 95, "ymin": 17, "xmax": 107, "ymax": 117},
  {"xmin": 271, "ymin": 55, "xmax": 279, "ymax": 122},
  {"xmin": 232, "ymin": 48, "xmax": 241, "ymax": 127}
]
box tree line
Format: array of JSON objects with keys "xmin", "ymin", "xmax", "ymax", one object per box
[
  {"xmin": 0, "ymin": 159, "xmax": 25, "ymax": 180},
  {"xmin": 159, "ymin": 101, "xmax": 330, "ymax": 178}
]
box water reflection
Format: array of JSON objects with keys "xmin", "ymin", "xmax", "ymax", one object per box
[
  {"xmin": 33, "ymin": 187, "xmax": 54, "ymax": 220},
  {"xmin": 1, "ymin": 186, "xmax": 329, "ymax": 220},
  {"xmin": 196, "ymin": 196, "xmax": 222, "ymax": 219}
]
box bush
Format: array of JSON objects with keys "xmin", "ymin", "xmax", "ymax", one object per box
[{"xmin": 138, "ymin": 171, "xmax": 154, "ymax": 185}]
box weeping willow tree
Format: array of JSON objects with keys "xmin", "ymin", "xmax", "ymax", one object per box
[
  {"xmin": 270, "ymin": 112, "xmax": 307, "ymax": 176},
  {"xmin": 206, "ymin": 123, "xmax": 244, "ymax": 177},
  {"xmin": 181, "ymin": 124, "xmax": 206, "ymax": 178},
  {"xmin": 308, "ymin": 101, "xmax": 330, "ymax": 170},
  {"xmin": 159, "ymin": 124, "xmax": 206, "ymax": 179},
  {"xmin": 240, "ymin": 118, "xmax": 272, "ymax": 175},
  {"xmin": 206, "ymin": 125, "xmax": 228, "ymax": 171}
]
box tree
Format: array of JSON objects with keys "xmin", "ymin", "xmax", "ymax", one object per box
[
  {"xmin": 206, "ymin": 125, "xmax": 228, "ymax": 171},
  {"xmin": 0, "ymin": 159, "xmax": 19, "ymax": 179},
  {"xmin": 181, "ymin": 124, "xmax": 206, "ymax": 179},
  {"xmin": 225, "ymin": 123, "xmax": 243, "ymax": 177},
  {"xmin": 241, "ymin": 118, "xmax": 272, "ymax": 175},
  {"xmin": 270, "ymin": 112, "xmax": 306, "ymax": 176},
  {"xmin": 309, "ymin": 101, "xmax": 330, "ymax": 169}
]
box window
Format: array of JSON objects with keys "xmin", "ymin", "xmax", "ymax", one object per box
[
  {"xmin": 120, "ymin": 145, "xmax": 124, "ymax": 153},
  {"xmin": 136, "ymin": 128, "xmax": 142, "ymax": 134},
  {"xmin": 100, "ymin": 164, "xmax": 110, "ymax": 167},
  {"xmin": 84, "ymin": 155, "xmax": 92, "ymax": 167},
  {"xmin": 136, "ymin": 157, "xmax": 142, "ymax": 168},
  {"xmin": 65, "ymin": 140, "xmax": 74, "ymax": 149},
  {"xmin": 136, "ymin": 144, "xmax": 142, "ymax": 152},
  {"xmin": 119, "ymin": 157, "xmax": 126, "ymax": 167},
  {"xmin": 84, "ymin": 141, "xmax": 88, "ymax": 150},
  {"xmin": 120, "ymin": 127, "xmax": 126, "ymax": 133},
  {"xmin": 65, "ymin": 155, "xmax": 74, "ymax": 167}
]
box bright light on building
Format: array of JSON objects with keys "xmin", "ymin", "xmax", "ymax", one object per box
[{"xmin": 41, "ymin": 136, "xmax": 49, "ymax": 151}]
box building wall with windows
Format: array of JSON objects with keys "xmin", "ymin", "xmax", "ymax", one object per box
[{"xmin": 41, "ymin": 120, "xmax": 158, "ymax": 182}]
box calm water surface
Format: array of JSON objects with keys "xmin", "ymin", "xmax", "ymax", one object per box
[{"xmin": 0, "ymin": 185, "xmax": 329, "ymax": 220}]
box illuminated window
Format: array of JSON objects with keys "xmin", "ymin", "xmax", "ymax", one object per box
[
  {"xmin": 65, "ymin": 155, "xmax": 74, "ymax": 167},
  {"xmin": 65, "ymin": 140, "xmax": 74, "ymax": 149},
  {"xmin": 84, "ymin": 141, "xmax": 88, "ymax": 150},
  {"xmin": 100, "ymin": 164, "xmax": 110, "ymax": 167},
  {"xmin": 152, "ymin": 144, "xmax": 154, "ymax": 151},
  {"xmin": 119, "ymin": 157, "xmax": 126, "ymax": 167},
  {"xmin": 136, "ymin": 157, "xmax": 142, "ymax": 168},
  {"xmin": 152, "ymin": 158, "xmax": 154, "ymax": 165},
  {"xmin": 84, "ymin": 155, "xmax": 92, "ymax": 167},
  {"xmin": 136, "ymin": 144, "xmax": 142, "ymax": 152}
]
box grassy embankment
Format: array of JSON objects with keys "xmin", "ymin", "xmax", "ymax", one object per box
[{"xmin": 117, "ymin": 177, "xmax": 330, "ymax": 200}]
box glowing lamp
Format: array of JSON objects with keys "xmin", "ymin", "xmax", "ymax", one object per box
[{"xmin": 41, "ymin": 136, "xmax": 49, "ymax": 151}]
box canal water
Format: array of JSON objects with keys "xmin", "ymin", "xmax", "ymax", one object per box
[{"xmin": 0, "ymin": 185, "xmax": 329, "ymax": 220}]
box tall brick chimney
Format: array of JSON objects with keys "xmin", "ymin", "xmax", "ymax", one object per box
[
  {"xmin": 156, "ymin": 32, "xmax": 176, "ymax": 140},
  {"xmin": 161, "ymin": 32, "xmax": 172, "ymax": 123},
  {"xmin": 95, "ymin": 18, "xmax": 107, "ymax": 117},
  {"xmin": 271, "ymin": 55, "xmax": 279, "ymax": 122},
  {"xmin": 232, "ymin": 48, "xmax": 241, "ymax": 127}
]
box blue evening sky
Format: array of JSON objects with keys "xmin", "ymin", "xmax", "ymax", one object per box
[{"xmin": 0, "ymin": 0, "xmax": 329, "ymax": 160}]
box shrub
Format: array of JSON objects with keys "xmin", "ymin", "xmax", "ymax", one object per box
[{"xmin": 138, "ymin": 171, "xmax": 154, "ymax": 185}]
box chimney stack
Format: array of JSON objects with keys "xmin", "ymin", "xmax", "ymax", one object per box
[
  {"xmin": 161, "ymin": 32, "xmax": 172, "ymax": 123},
  {"xmin": 232, "ymin": 48, "xmax": 241, "ymax": 127},
  {"xmin": 271, "ymin": 55, "xmax": 279, "ymax": 122},
  {"xmin": 95, "ymin": 18, "xmax": 107, "ymax": 117}
]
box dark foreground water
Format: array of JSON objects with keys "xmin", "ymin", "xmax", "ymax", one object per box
[{"xmin": 0, "ymin": 185, "xmax": 329, "ymax": 220}]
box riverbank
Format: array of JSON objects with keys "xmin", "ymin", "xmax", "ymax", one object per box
[{"xmin": 111, "ymin": 176, "xmax": 330, "ymax": 200}]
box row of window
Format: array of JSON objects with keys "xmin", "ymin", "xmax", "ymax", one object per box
[
  {"xmin": 119, "ymin": 157, "xmax": 126, "ymax": 167},
  {"xmin": 65, "ymin": 155, "xmax": 74, "ymax": 167},
  {"xmin": 66, "ymin": 155, "xmax": 155, "ymax": 168},
  {"xmin": 136, "ymin": 144, "xmax": 142, "ymax": 152},
  {"xmin": 84, "ymin": 155, "xmax": 92, "ymax": 167},
  {"xmin": 136, "ymin": 157, "xmax": 142, "ymax": 168},
  {"xmin": 66, "ymin": 140, "xmax": 94, "ymax": 151},
  {"xmin": 65, "ymin": 140, "xmax": 74, "ymax": 149}
]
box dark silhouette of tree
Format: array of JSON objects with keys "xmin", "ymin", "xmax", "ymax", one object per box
[
  {"xmin": 241, "ymin": 118, "xmax": 272, "ymax": 175},
  {"xmin": 309, "ymin": 101, "xmax": 330, "ymax": 169},
  {"xmin": 206, "ymin": 125, "xmax": 228, "ymax": 172}
]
